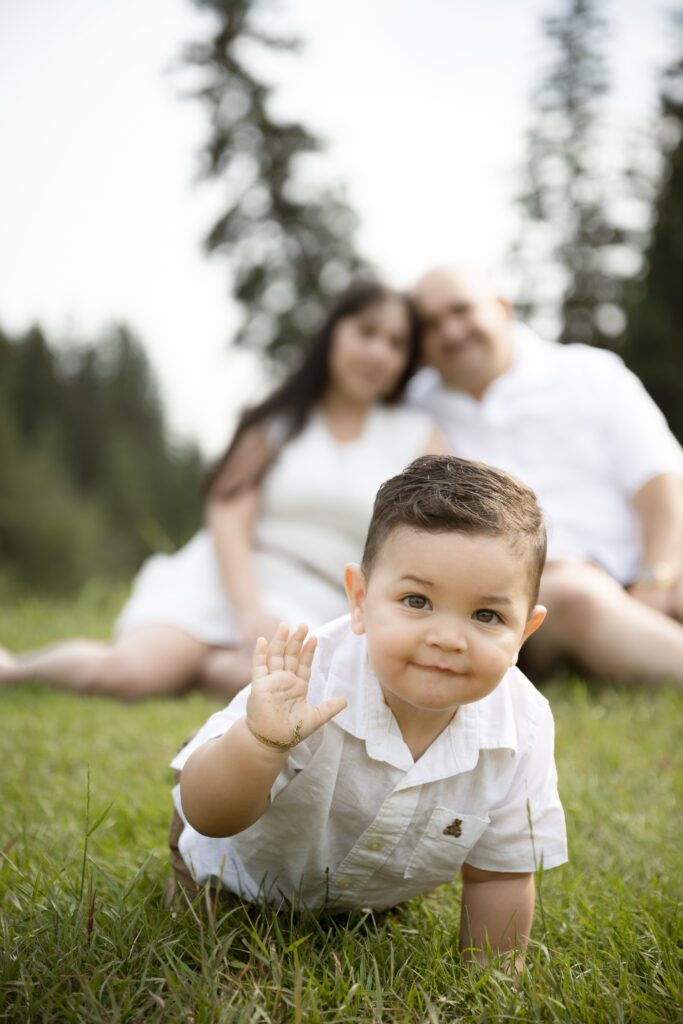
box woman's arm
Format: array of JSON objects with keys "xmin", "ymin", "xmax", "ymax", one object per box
[
  {"xmin": 206, "ymin": 487, "xmax": 278, "ymax": 642},
  {"xmin": 459, "ymin": 863, "xmax": 535, "ymax": 970},
  {"xmin": 205, "ymin": 427, "xmax": 279, "ymax": 644},
  {"xmin": 180, "ymin": 624, "xmax": 347, "ymax": 837}
]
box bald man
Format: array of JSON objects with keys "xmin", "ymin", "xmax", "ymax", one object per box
[{"xmin": 410, "ymin": 267, "xmax": 683, "ymax": 688}]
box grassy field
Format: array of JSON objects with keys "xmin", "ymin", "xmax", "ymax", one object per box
[{"xmin": 1, "ymin": 589, "xmax": 682, "ymax": 1023}]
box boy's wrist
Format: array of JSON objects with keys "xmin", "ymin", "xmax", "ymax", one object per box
[{"xmin": 244, "ymin": 717, "xmax": 301, "ymax": 754}]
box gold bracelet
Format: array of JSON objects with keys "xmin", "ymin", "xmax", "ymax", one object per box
[{"xmin": 246, "ymin": 718, "xmax": 303, "ymax": 751}]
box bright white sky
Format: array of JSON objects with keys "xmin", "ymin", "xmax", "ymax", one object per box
[{"xmin": 0, "ymin": 0, "xmax": 672, "ymax": 455}]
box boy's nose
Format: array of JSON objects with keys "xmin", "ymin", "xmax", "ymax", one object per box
[{"xmin": 426, "ymin": 622, "xmax": 467, "ymax": 651}]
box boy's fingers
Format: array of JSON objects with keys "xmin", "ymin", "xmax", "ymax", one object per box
[
  {"xmin": 252, "ymin": 636, "xmax": 269, "ymax": 679},
  {"xmin": 297, "ymin": 635, "xmax": 318, "ymax": 680},
  {"xmin": 267, "ymin": 622, "xmax": 289, "ymax": 672},
  {"xmin": 314, "ymin": 696, "xmax": 347, "ymax": 727},
  {"xmin": 283, "ymin": 623, "xmax": 308, "ymax": 672}
]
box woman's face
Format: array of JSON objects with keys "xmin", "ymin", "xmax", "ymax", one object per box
[{"xmin": 327, "ymin": 297, "xmax": 413, "ymax": 405}]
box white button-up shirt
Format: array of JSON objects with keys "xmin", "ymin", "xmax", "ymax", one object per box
[
  {"xmin": 409, "ymin": 326, "xmax": 683, "ymax": 584},
  {"xmin": 171, "ymin": 617, "xmax": 567, "ymax": 912}
]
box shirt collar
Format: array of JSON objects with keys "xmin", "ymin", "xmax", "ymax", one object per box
[
  {"xmin": 323, "ymin": 619, "xmax": 520, "ymax": 783},
  {"xmin": 417, "ymin": 322, "xmax": 556, "ymax": 411},
  {"xmin": 500, "ymin": 322, "xmax": 557, "ymax": 388}
]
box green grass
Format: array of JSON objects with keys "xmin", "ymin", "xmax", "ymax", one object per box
[{"xmin": 1, "ymin": 590, "xmax": 682, "ymax": 1023}]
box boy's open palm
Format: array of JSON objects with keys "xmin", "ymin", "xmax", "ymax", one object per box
[{"xmin": 246, "ymin": 624, "xmax": 347, "ymax": 750}]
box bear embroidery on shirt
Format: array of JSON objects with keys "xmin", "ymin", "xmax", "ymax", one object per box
[{"xmin": 442, "ymin": 818, "xmax": 463, "ymax": 839}]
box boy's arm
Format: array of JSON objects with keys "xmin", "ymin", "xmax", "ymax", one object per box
[
  {"xmin": 179, "ymin": 717, "xmax": 288, "ymax": 837},
  {"xmin": 180, "ymin": 623, "xmax": 347, "ymax": 838},
  {"xmin": 459, "ymin": 863, "xmax": 535, "ymax": 970}
]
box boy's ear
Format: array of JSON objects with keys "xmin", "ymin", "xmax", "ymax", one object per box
[
  {"xmin": 344, "ymin": 563, "xmax": 367, "ymax": 635},
  {"xmin": 522, "ymin": 605, "xmax": 546, "ymax": 645},
  {"xmin": 510, "ymin": 605, "xmax": 546, "ymax": 666}
]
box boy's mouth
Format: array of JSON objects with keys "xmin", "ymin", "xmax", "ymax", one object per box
[{"xmin": 414, "ymin": 662, "xmax": 464, "ymax": 676}]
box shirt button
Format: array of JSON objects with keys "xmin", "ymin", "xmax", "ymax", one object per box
[{"xmin": 367, "ymin": 838, "xmax": 384, "ymax": 851}]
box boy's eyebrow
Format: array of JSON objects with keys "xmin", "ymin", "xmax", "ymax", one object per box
[
  {"xmin": 399, "ymin": 574, "xmax": 434, "ymax": 587},
  {"xmin": 397, "ymin": 577, "xmax": 515, "ymax": 606}
]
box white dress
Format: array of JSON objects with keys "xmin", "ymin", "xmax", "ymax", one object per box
[{"xmin": 114, "ymin": 405, "xmax": 434, "ymax": 645}]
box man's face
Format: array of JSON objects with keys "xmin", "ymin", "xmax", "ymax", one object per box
[
  {"xmin": 345, "ymin": 527, "xmax": 545, "ymax": 740},
  {"xmin": 413, "ymin": 269, "xmax": 514, "ymax": 396}
]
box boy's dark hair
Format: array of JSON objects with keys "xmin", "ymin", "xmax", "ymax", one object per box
[{"xmin": 361, "ymin": 454, "xmax": 547, "ymax": 606}]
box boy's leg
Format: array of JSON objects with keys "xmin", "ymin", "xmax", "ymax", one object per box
[
  {"xmin": 165, "ymin": 806, "xmax": 201, "ymax": 906},
  {"xmin": 166, "ymin": 804, "xmax": 242, "ymax": 913}
]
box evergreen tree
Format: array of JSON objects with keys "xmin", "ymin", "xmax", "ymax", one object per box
[
  {"xmin": 61, "ymin": 346, "xmax": 107, "ymax": 491},
  {"xmin": 87, "ymin": 326, "xmax": 203, "ymax": 558},
  {"xmin": 99, "ymin": 325, "xmax": 164, "ymax": 439},
  {"xmin": 0, "ymin": 323, "xmax": 204, "ymax": 593},
  {"xmin": 622, "ymin": 16, "xmax": 683, "ymax": 442},
  {"xmin": 8, "ymin": 326, "xmax": 62, "ymax": 439},
  {"xmin": 185, "ymin": 0, "xmax": 366, "ymax": 361},
  {"xmin": 512, "ymin": 0, "xmax": 626, "ymax": 346}
]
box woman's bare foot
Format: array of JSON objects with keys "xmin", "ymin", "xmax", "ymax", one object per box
[
  {"xmin": 0, "ymin": 645, "xmax": 19, "ymax": 684},
  {"xmin": 198, "ymin": 647, "xmax": 253, "ymax": 698}
]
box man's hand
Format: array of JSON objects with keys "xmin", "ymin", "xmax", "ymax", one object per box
[
  {"xmin": 246, "ymin": 623, "xmax": 348, "ymax": 750},
  {"xmin": 628, "ymin": 577, "xmax": 683, "ymax": 622}
]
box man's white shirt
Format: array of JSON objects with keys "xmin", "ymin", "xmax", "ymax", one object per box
[
  {"xmin": 409, "ymin": 325, "xmax": 683, "ymax": 584},
  {"xmin": 172, "ymin": 616, "xmax": 567, "ymax": 912}
]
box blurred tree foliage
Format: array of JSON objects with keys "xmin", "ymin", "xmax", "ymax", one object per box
[
  {"xmin": 621, "ymin": 18, "xmax": 683, "ymax": 443},
  {"xmin": 185, "ymin": 0, "xmax": 367, "ymax": 363},
  {"xmin": 512, "ymin": 0, "xmax": 629, "ymax": 347},
  {"xmin": 0, "ymin": 325, "xmax": 204, "ymax": 595}
]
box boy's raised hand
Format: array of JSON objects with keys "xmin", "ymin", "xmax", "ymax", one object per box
[{"xmin": 246, "ymin": 623, "xmax": 347, "ymax": 752}]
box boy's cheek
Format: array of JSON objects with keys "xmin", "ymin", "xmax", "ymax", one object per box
[{"xmin": 367, "ymin": 628, "xmax": 405, "ymax": 670}]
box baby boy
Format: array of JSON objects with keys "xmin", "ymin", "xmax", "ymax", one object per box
[{"xmin": 171, "ymin": 454, "xmax": 567, "ymax": 965}]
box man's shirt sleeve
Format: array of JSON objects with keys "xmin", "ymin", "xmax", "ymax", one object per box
[{"xmin": 586, "ymin": 348, "xmax": 683, "ymax": 496}]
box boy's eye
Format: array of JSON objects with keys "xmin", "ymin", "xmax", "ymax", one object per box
[
  {"xmin": 473, "ymin": 609, "xmax": 502, "ymax": 624},
  {"xmin": 402, "ymin": 594, "xmax": 430, "ymax": 610}
]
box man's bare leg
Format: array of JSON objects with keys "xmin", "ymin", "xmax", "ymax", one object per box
[
  {"xmin": 0, "ymin": 625, "xmax": 215, "ymax": 699},
  {"xmin": 525, "ymin": 561, "xmax": 683, "ymax": 687}
]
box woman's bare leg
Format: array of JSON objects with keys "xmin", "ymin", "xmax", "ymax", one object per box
[{"xmin": 0, "ymin": 626, "xmax": 216, "ymax": 699}]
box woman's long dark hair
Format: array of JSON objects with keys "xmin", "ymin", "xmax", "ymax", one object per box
[{"xmin": 206, "ymin": 279, "xmax": 420, "ymax": 499}]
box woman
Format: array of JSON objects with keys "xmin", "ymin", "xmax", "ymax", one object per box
[{"xmin": 0, "ymin": 280, "xmax": 447, "ymax": 698}]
